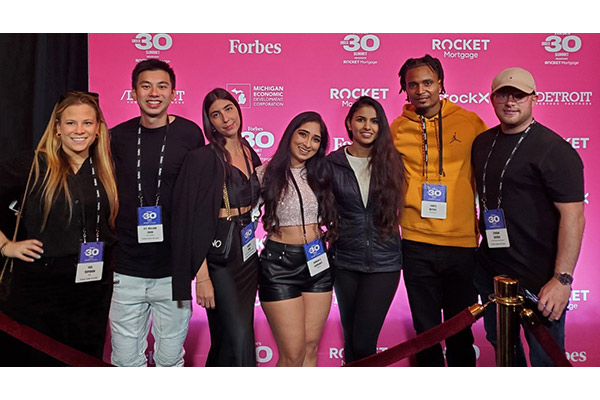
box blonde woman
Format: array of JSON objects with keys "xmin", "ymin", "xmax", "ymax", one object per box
[{"xmin": 0, "ymin": 91, "xmax": 118, "ymax": 366}]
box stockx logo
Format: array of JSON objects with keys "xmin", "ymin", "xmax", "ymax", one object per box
[{"xmin": 442, "ymin": 92, "xmax": 490, "ymax": 104}]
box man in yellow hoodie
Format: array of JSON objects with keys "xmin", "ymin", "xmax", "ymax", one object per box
[{"xmin": 390, "ymin": 54, "xmax": 488, "ymax": 366}]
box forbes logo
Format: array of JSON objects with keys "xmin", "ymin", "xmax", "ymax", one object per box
[{"xmin": 229, "ymin": 39, "xmax": 282, "ymax": 54}]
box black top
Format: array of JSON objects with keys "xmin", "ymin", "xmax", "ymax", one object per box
[
  {"xmin": 171, "ymin": 144, "xmax": 261, "ymax": 300},
  {"xmin": 0, "ymin": 151, "xmax": 117, "ymax": 257},
  {"xmin": 110, "ymin": 116, "xmax": 205, "ymax": 278},
  {"xmin": 327, "ymin": 147, "xmax": 402, "ymax": 273},
  {"xmin": 472, "ymin": 122, "xmax": 584, "ymax": 293},
  {"xmin": 222, "ymin": 163, "xmax": 260, "ymax": 210}
]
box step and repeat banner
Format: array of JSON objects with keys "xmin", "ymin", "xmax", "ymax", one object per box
[{"xmin": 89, "ymin": 33, "xmax": 599, "ymax": 367}]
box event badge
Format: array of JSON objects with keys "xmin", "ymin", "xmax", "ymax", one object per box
[
  {"xmin": 304, "ymin": 238, "xmax": 330, "ymax": 277},
  {"xmin": 421, "ymin": 183, "xmax": 447, "ymax": 219},
  {"xmin": 76, "ymin": 241, "xmax": 104, "ymax": 283},
  {"xmin": 137, "ymin": 206, "xmax": 164, "ymax": 243},
  {"xmin": 484, "ymin": 209, "xmax": 510, "ymax": 248},
  {"xmin": 241, "ymin": 223, "xmax": 257, "ymax": 262}
]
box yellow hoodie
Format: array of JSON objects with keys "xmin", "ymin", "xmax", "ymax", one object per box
[{"xmin": 390, "ymin": 99, "xmax": 488, "ymax": 247}]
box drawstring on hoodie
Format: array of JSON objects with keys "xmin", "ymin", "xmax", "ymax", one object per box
[{"xmin": 419, "ymin": 109, "xmax": 445, "ymax": 184}]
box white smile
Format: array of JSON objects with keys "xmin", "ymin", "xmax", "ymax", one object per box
[{"xmin": 298, "ymin": 147, "xmax": 311, "ymax": 155}]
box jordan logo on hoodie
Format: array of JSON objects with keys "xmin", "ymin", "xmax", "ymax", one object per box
[{"xmin": 449, "ymin": 132, "xmax": 462, "ymax": 144}]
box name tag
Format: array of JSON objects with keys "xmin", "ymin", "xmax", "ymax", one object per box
[
  {"xmin": 484, "ymin": 209, "xmax": 510, "ymax": 248},
  {"xmin": 303, "ymin": 238, "xmax": 330, "ymax": 277},
  {"xmin": 240, "ymin": 222, "xmax": 257, "ymax": 262},
  {"xmin": 421, "ymin": 183, "xmax": 447, "ymax": 219},
  {"xmin": 137, "ymin": 206, "xmax": 164, "ymax": 243},
  {"xmin": 76, "ymin": 241, "xmax": 104, "ymax": 283}
]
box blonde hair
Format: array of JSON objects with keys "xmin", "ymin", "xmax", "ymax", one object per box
[{"xmin": 33, "ymin": 91, "xmax": 119, "ymax": 229}]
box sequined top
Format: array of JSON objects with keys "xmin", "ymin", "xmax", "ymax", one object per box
[{"xmin": 257, "ymin": 165, "xmax": 319, "ymax": 227}]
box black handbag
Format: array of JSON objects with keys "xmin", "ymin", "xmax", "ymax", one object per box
[{"xmin": 206, "ymin": 183, "xmax": 238, "ymax": 263}]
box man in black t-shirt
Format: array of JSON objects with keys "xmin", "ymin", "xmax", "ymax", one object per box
[
  {"xmin": 472, "ymin": 67, "xmax": 585, "ymax": 366},
  {"xmin": 109, "ymin": 60, "xmax": 204, "ymax": 366}
]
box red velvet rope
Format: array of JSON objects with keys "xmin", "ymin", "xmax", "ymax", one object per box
[
  {"xmin": 520, "ymin": 310, "xmax": 572, "ymax": 367},
  {"xmin": 345, "ymin": 308, "xmax": 477, "ymax": 367},
  {"xmin": 0, "ymin": 312, "xmax": 113, "ymax": 367}
]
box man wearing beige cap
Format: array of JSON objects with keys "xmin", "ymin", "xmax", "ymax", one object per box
[{"xmin": 472, "ymin": 67, "xmax": 585, "ymax": 366}]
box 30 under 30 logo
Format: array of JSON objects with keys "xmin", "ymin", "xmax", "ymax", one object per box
[
  {"xmin": 308, "ymin": 242, "xmax": 321, "ymax": 255},
  {"xmin": 542, "ymin": 34, "xmax": 582, "ymax": 66},
  {"xmin": 487, "ymin": 214, "xmax": 501, "ymax": 224},
  {"xmin": 84, "ymin": 247, "xmax": 100, "ymax": 258},
  {"xmin": 428, "ymin": 188, "xmax": 444, "ymax": 198},
  {"xmin": 142, "ymin": 210, "xmax": 158, "ymax": 221},
  {"xmin": 132, "ymin": 33, "xmax": 173, "ymax": 51}
]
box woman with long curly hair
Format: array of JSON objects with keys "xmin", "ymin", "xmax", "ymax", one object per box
[
  {"xmin": 257, "ymin": 111, "xmax": 337, "ymax": 366},
  {"xmin": 0, "ymin": 91, "xmax": 118, "ymax": 365},
  {"xmin": 327, "ymin": 96, "xmax": 405, "ymax": 364},
  {"xmin": 171, "ymin": 88, "xmax": 261, "ymax": 366}
]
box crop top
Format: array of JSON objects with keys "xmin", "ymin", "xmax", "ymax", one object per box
[
  {"xmin": 257, "ymin": 165, "xmax": 319, "ymax": 227},
  {"xmin": 221, "ymin": 165, "xmax": 260, "ymax": 210}
]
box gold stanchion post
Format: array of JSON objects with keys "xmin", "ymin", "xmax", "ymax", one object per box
[{"xmin": 491, "ymin": 276, "xmax": 524, "ymax": 367}]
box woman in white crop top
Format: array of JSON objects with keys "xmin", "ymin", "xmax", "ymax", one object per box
[{"xmin": 257, "ymin": 111, "xmax": 337, "ymax": 367}]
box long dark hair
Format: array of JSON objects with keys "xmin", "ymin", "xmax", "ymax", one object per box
[
  {"xmin": 202, "ymin": 88, "xmax": 250, "ymax": 177},
  {"xmin": 261, "ymin": 111, "xmax": 338, "ymax": 243},
  {"xmin": 345, "ymin": 96, "xmax": 405, "ymax": 239}
]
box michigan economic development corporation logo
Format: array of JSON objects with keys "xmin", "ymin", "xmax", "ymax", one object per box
[
  {"xmin": 542, "ymin": 34, "xmax": 582, "ymax": 66},
  {"xmin": 131, "ymin": 33, "xmax": 173, "ymax": 62},
  {"xmin": 340, "ymin": 34, "xmax": 381, "ymax": 65},
  {"xmin": 431, "ymin": 37, "xmax": 490, "ymax": 60},
  {"xmin": 227, "ymin": 83, "xmax": 284, "ymax": 108}
]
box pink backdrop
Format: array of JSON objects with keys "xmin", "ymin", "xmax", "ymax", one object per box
[{"xmin": 89, "ymin": 33, "xmax": 598, "ymax": 367}]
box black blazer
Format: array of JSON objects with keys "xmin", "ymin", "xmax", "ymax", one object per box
[
  {"xmin": 327, "ymin": 146, "xmax": 402, "ymax": 273},
  {"xmin": 170, "ymin": 144, "xmax": 261, "ymax": 300}
]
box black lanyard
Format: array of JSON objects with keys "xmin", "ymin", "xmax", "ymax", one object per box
[
  {"xmin": 289, "ymin": 169, "xmax": 308, "ymax": 244},
  {"xmin": 481, "ymin": 120, "xmax": 535, "ymax": 211},
  {"xmin": 420, "ymin": 109, "xmax": 444, "ymax": 183},
  {"xmin": 136, "ymin": 119, "xmax": 169, "ymax": 207},
  {"xmin": 77, "ymin": 157, "xmax": 101, "ymax": 243}
]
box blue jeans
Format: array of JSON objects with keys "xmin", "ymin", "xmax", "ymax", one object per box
[
  {"xmin": 474, "ymin": 264, "xmax": 566, "ymax": 367},
  {"xmin": 109, "ymin": 273, "xmax": 192, "ymax": 367}
]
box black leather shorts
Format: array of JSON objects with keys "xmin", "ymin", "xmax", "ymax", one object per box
[{"xmin": 258, "ymin": 239, "xmax": 333, "ymax": 302}]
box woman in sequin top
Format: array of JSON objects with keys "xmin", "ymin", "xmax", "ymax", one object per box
[{"xmin": 257, "ymin": 111, "xmax": 338, "ymax": 366}]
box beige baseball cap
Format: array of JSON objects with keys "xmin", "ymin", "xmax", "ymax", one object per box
[{"xmin": 491, "ymin": 67, "xmax": 536, "ymax": 94}]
